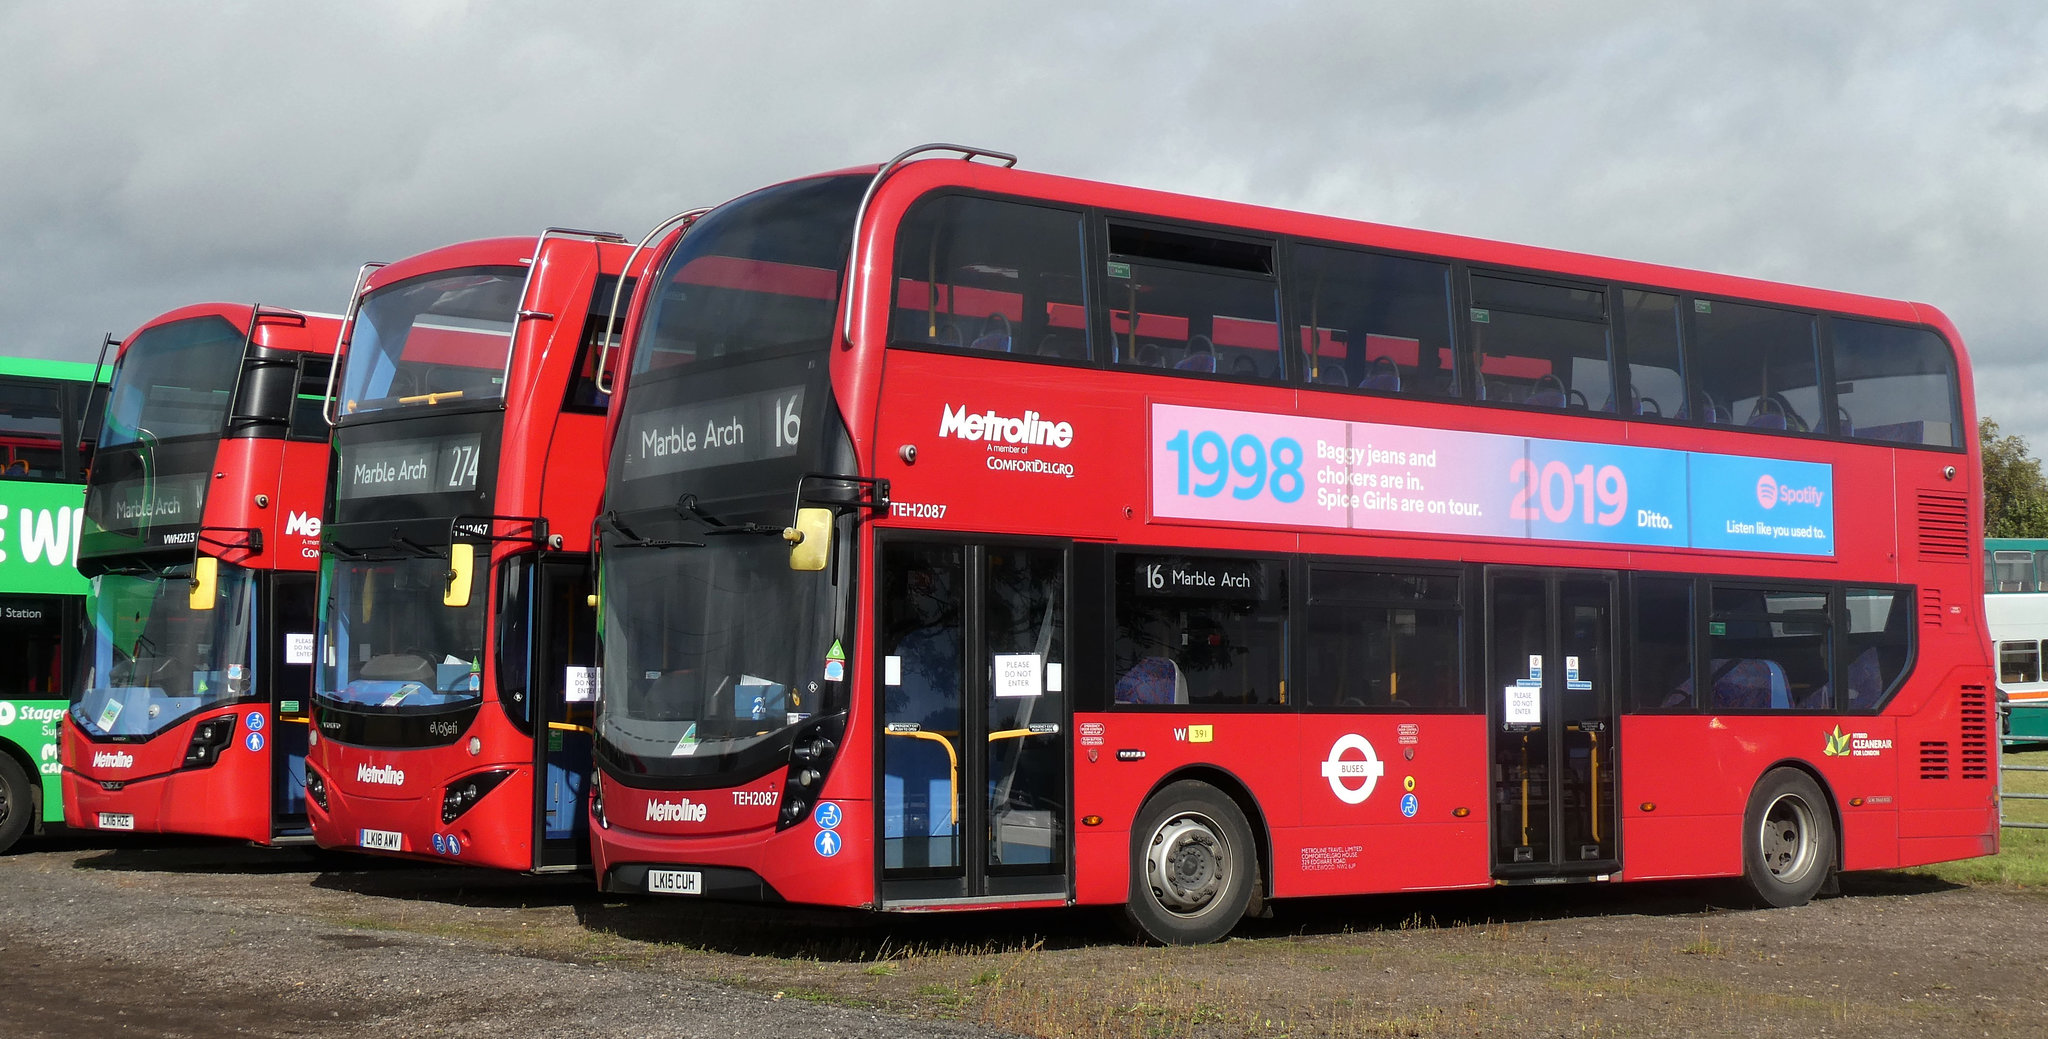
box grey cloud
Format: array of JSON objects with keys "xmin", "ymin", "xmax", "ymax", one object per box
[{"xmin": 5, "ymin": 0, "xmax": 2047, "ymax": 446}]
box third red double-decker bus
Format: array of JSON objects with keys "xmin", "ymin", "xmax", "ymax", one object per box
[
  {"xmin": 64, "ymin": 304, "xmax": 339, "ymax": 843},
  {"xmin": 307, "ymin": 230, "xmax": 648, "ymax": 871},
  {"xmin": 589, "ymin": 146, "xmax": 1993, "ymax": 943}
]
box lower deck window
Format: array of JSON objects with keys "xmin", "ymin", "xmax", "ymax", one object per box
[
  {"xmin": 1304, "ymin": 569, "xmax": 1461, "ymax": 710},
  {"xmin": 1112, "ymin": 555, "xmax": 1286, "ymax": 707},
  {"xmin": 1706, "ymin": 587, "xmax": 1832, "ymax": 710},
  {"xmin": 2001, "ymin": 641, "xmax": 2041, "ymax": 685}
]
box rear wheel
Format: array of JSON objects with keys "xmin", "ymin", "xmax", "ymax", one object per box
[
  {"xmin": 1741, "ymin": 767, "xmax": 1835, "ymax": 907},
  {"xmin": 1123, "ymin": 780, "xmax": 1256, "ymax": 945},
  {"xmin": 0, "ymin": 753, "xmax": 35, "ymax": 855}
]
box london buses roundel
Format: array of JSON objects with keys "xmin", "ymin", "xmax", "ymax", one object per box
[{"xmin": 1321, "ymin": 733, "xmax": 1386, "ymax": 805}]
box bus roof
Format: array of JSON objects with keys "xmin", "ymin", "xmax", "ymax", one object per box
[
  {"xmin": 1987, "ymin": 538, "xmax": 2048, "ymax": 552},
  {"xmin": 363, "ymin": 233, "xmax": 643, "ymax": 294},
  {"xmin": 859, "ymin": 157, "xmax": 1959, "ymax": 342},
  {"xmin": 0, "ymin": 355, "xmax": 107, "ymax": 384}
]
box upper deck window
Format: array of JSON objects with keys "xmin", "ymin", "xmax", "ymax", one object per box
[
  {"xmin": 631, "ymin": 175, "xmax": 865, "ymax": 376},
  {"xmin": 890, "ymin": 195, "xmax": 1089, "ymax": 361},
  {"xmin": 288, "ymin": 357, "xmax": 332, "ymax": 440},
  {"xmin": 1467, "ymin": 273, "xmax": 1614, "ymax": 412},
  {"xmin": 1991, "ymin": 550, "xmax": 2037, "ymax": 592},
  {"xmin": 101, "ymin": 316, "xmax": 245, "ymax": 449},
  {"xmin": 1288, "ymin": 245, "xmax": 1456, "ymax": 396},
  {"xmin": 564, "ymin": 274, "xmax": 634, "ymax": 413},
  {"xmin": 339, "ymin": 267, "xmax": 522, "ymax": 419},
  {"xmin": 1830, "ymin": 319, "xmax": 1959, "ymax": 447},
  {"xmin": 1105, "ymin": 224, "xmax": 1282, "ymax": 382},
  {"xmin": 0, "ymin": 377, "xmax": 68, "ymax": 480},
  {"xmin": 1621, "ymin": 290, "xmax": 1685, "ymax": 419},
  {"xmin": 1689, "ymin": 299, "xmax": 1822, "ymax": 434}
]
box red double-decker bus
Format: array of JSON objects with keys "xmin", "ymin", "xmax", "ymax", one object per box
[
  {"xmin": 590, "ymin": 146, "xmax": 1992, "ymax": 943},
  {"xmin": 64, "ymin": 304, "xmax": 340, "ymax": 843},
  {"xmin": 306, "ymin": 230, "xmax": 646, "ymax": 871}
]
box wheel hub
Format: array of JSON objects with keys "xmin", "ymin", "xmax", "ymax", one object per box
[
  {"xmin": 1760, "ymin": 793, "xmax": 1817, "ymax": 881},
  {"xmin": 1147, "ymin": 813, "xmax": 1227, "ymax": 913}
]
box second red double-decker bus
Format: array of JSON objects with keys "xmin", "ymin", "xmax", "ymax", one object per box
[
  {"xmin": 589, "ymin": 146, "xmax": 1993, "ymax": 943},
  {"xmin": 64, "ymin": 304, "xmax": 340, "ymax": 843},
  {"xmin": 306, "ymin": 230, "xmax": 644, "ymax": 871}
]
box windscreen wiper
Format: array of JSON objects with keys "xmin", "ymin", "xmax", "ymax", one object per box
[
  {"xmin": 599, "ymin": 510, "xmax": 703, "ymax": 550},
  {"xmin": 676, "ymin": 494, "xmax": 783, "ymax": 537},
  {"xmin": 95, "ymin": 560, "xmax": 166, "ymax": 578},
  {"xmin": 326, "ymin": 534, "xmax": 442, "ymax": 562}
]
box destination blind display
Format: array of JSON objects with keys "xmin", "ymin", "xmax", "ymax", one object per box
[
  {"xmin": 1130, "ymin": 555, "xmax": 1271, "ymax": 600},
  {"xmin": 1149, "ymin": 402, "xmax": 1836, "ymax": 557},
  {"xmin": 338, "ymin": 433, "xmax": 483, "ymax": 500},
  {"xmin": 619, "ymin": 385, "xmax": 806, "ymax": 479},
  {"xmin": 87, "ymin": 471, "xmax": 208, "ymax": 536}
]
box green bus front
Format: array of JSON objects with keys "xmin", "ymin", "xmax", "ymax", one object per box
[{"xmin": 0, "ymin": 357, "xmax": 103, "ymax": 851}]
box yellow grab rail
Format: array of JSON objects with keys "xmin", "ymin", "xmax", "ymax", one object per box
[{"xmin": 884, "ymin": 727, "xmax": 959, "ymax": 829}]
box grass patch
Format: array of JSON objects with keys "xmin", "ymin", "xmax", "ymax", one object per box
[
  {"xmin": 1905, "ymin": 748, "xmax": 2048, "ymax": 888},
  {"xmin": 1678, "ymin": 923, "xmax": 1724, "ymax": 956}
]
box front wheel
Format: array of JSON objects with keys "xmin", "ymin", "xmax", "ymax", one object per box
[
  {"xmin": 1740, "ymin": 767, "xmax": 1836, "ymax": 907},
  {"xmin": 1123, "ymin": 780, "xmax": 1257, "ymax": 945},
  {"xmin": 0, "ymin": 753, "xmax": 36, "ymax": 855}
]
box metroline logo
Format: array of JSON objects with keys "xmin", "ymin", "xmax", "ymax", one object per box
[
  {"xmin": 93, "ymin": 750, "xmax": 134, "ymax": 769},
  {"xmin": 284, "ymin": 511, "xmax": 322, "ymax": 538},
  {"xmin": 938, "ymin": 404, "xmax": 1073, "ymax": 448},
  {"xmin": 645, "ymin": 797, "xmax": 709, "ymax": 823},
  {"xmin": 357, "ymin": 763, "xmax": 406, "ymax": 786}
]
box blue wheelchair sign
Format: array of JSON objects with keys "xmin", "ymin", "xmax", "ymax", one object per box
[{"xmin": 813, "ymin": 802, "xmax": 842, "ymax": 830}]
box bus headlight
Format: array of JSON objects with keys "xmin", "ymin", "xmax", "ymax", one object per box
[
  {"xmin": 776, "ymin": 718, "xmax": 846, "ymax": 831},
  {"xmin": 184, "ymin": 715, "xmax": 238, "ymax": 768},
  {"xmin": 441, "ymin": 769, "xmax": 514, "ymax": 824},
  {"xmin": 306, "ymin": 769, "xmax": 329, "ymax": 811}
]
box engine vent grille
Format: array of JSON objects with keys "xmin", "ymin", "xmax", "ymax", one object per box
[
  {"xmin": 1961, "ymin": 685, "xmax": 1991, "ymax": 780},
  {"xmin": 1915, "ymin": 492, "xmax": 1970, "ymax": 560},
  {"xmin": 1920, "ymin": 588, "xmax": 1943, "ymax": 629},
  {"xmin": 1918, "ymin": 740, "xmax": 1950, "ymax": 780}
]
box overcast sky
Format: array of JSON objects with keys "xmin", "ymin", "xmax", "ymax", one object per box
[{"xmin": 5, "ymin": 1, "xmax": 2045, "ymax": 446}]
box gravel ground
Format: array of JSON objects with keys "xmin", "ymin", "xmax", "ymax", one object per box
[
  {"xmin": 5, "ymin": 832, "xmax": 2048, "ymax": 1038},
  {"xmin": 0, "ymin": 834, "xmax": 1010, "ymax": 1039}
]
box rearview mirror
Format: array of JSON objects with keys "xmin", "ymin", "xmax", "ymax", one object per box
[
  {"xmin": 444, "ymin": 543, "xmax": 475, "ymax": 607},
  {"xmin": 785, "ymin": 508, "xmax": 832, "ymax": 572},
  {"xmin": 188, "ymin": 556, "xmax": 218, "ymax": 611}
]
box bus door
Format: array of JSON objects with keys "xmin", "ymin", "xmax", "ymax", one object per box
[
  {"xmin": 877, "ymin": 539, "xmax": 1070, "ymax": 905},
  {"xmin": 270, "ymin": 571, "xmax": 318, "ymax": 837},
  {"xmin": 532, "ymin": 557, "xmax": 597, "ymax": 871},
  {"xmin": 1485, "ymin": 570, "xmax": 1619, "ymax": 878}
]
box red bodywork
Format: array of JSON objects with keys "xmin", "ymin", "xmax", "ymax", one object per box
[
  {"xmin": 305, "ymin": 234, "xmax": 636, "ymax": 871},
  {"xmin": 592, "ymin": 160, "xmax": 1994, "ymax": 911},
  {"xmin": 62, "ymin": 303, "xmax": 339, "ymax": 844}
]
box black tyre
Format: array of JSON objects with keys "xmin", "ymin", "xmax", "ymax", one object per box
[
  {"xmin": 0, "ymin": 752, "xmax": 35, "ymax": 855},
  {"xmin": 1740, "ymin": 767, "xmax": 1835, "ymax": 908},
  {"xmin": 1123, "ymin": 780, "xmax": 1257, "ymax": 945}
]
